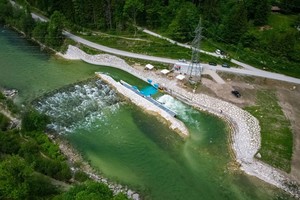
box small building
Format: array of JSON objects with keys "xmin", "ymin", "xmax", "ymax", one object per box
[
  {"xmin": 161, "ymin": 69, "xmax": 170, "ymax": 75},
  {"xmin": 271, "ymin": 6, "xmax": 281, "ymax": 12},
  {"xmin": 145, "ymin": 64, "xmax": 154, "ymax": 70},
  {"xmin": 176, "ymin": 74, "xmax": 185, "ymax": 81}
]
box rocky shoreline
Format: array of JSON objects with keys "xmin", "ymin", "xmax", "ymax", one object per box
[
  {"xmin": 49, "ymin": 135, "xmax": 140, "ymax": 200},
  {"xmin": 60, "ymin": 45, "xmax": 300, "ymax": 198}
]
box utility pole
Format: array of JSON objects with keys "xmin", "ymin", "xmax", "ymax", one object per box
[{"xmin": 187, "ymin": 18, "xmax": 203, "ymax": 83}]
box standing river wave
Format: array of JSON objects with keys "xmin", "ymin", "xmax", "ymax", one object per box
[{"xmin": 35, "ymin": 80, "xmax": 122, "ymax": 134}]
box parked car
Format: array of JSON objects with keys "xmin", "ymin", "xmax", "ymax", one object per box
[
  {"xmin": 215, "ymin": 49, "xmax": 221, "ymax": 55},
  {"xmin": 222, "ymin": 63, "xmax": 230, "ymax": 68},
  {"xmin": 209, "ymin": 62, "xmax": 217, "ymax": 66},
  {"xmin": 220, "ymin": 50, "xmax": 226, "ymax": 55},
  {"xmin": 231, "ymin": 90, "xmax": 241, "ymax": 98}
]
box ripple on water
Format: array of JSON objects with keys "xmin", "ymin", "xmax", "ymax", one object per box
[{"xmin": 36, "ymin": 80, "xmax": 123, "ymax": 134}]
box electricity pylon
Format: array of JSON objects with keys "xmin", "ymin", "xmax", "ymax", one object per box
[{"xmin": 187, "ymin": 19, "xmax": 203, "ymax": 82}]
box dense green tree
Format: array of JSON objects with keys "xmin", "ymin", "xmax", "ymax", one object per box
[
  {"xmin": 74, "ymin": 170, "xmax": 90, "ymax": 182},
  {"xmin": 34, "ymin": 157, "xmax": 71, "ymax": 181},
  {"xmin": 20, "ymin": 4, "xmax": 35, "ymax": 37},
  {"xmin": 280, "ymin": 0, "xmax": 300, "ymax": 13},
  {"xmin": 0, "ymin": 155, "xmax": 59, "ymax": 199},
  {"xmin": 222, "ymin": 3, "xmax": 248, "ymax": 44},
  {"xmin": 0, "ymin": 155, "xmax": 32, "ymax": 199},
  {"xmin": 0, "ymin": 130, "xmax": 21, "ymax": 154},
  {"xmin": 123, "ymin": 0, "xmax": 144, "ymax": 34},
  {"xmin": 45, "ymin": 11, "xmax": 65, "ymax": 48},
  {"xmin": 27, "ymin": 174, "xmax": 59, "ymax": 199},
  {"xmin": 113, "ymin": 193, "xmax": 130, "ymax": 200},
  {"xmin": 112, "ymin": 0, "xmax": 126, "ymax": 31},
  {"xmin": 241, "ymin": 31, "xmax": 259, "ymax": 48},
  {"xmin": 0, "ymin": 0, "xmax": 12, "ymax": 23},
  {"xmin": 167, "ymin": 2, "xmax": 199, "ymax": 41},
  {"xmin": 0, "ymin": 92, "xmax": 5, "ymax": 100},
  {"xmin": 32, "ymin": 21, "xmax": 49, "ymax": 43},
  {"xmin": 201, "ymin": 0, "xmax": 220, "ymax": 24},
  {"xmin": 54, "ymin": 181, "xmax": 129, "ymax": 200},
  {"xmin": 0, "ymin": 113, "xmax": 10, "ymax": 131},
  {"xmin": 22, "ymin": 109, "xmax": 49, "ymax": 132},
  {"xmin": 246, "ymin": 0, "xmax": 270, "ymax": 26},
  {"xmin": 289, "ymin": 43, "xmax": 300, "ymax": 62},
  {"xmin": 267, "ymin": 29, "xmax": 299, "ymax": 60},
  {"xmin": 18, "ymin": 138, "xmax": 40, "ymax": 163},
  {"xmin": 143, "ymin": 0, "xmax": 163, "ymax": 28}
]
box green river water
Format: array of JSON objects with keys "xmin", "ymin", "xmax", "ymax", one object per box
[{"xmin": 0, "ymin": 26, "xmax": 294, "ymax": 200}]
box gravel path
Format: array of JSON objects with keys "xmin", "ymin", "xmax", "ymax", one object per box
[{"xmin": 61, "ymin": 45, "xmax": 300, "ymax": 198}]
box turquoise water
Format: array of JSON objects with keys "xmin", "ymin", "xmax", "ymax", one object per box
[
  {"xmin": 0, "ymin": 26, "xmax": 294, "ymax": 199},
  {"xmin": 140, "ymin": 85, "xmax": 158, "ymax": 96}
]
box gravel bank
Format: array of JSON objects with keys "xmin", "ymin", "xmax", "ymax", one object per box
[
  {"xmin": 50, "ymin": 136, "xmax": 140, "ymax": 200},
  {"xmin": 61, "ymin": 45, "xmax": 300, "ymax": 198}
]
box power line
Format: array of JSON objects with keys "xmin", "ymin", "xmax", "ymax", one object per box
[{"xmin": 187, "ymin": 19, "xmax": 203, "ymax": 82}]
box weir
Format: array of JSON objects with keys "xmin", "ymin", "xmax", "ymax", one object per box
[
  {"xmin": 96, "ymin": 72, "xmax": 189, "ymax": 137},
  {"xmin": 120, "ymin": 80, "xmax": 177, "ymax": 117}
]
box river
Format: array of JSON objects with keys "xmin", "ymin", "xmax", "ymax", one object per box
[{"xmin": 0, "ymin": 26, "xmax": 294, "ymax": 200}]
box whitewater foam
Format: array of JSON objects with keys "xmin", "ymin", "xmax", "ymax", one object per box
[{"xmin": 36, "ymin": 80, "xmax": 122, "ymax": 134}]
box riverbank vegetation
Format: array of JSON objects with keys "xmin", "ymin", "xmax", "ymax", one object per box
[
  {"xmin": 7, "ymin": 0, "xmax": 300, "ymax": 78},
  {"xmin": 245, "ymin": 90, "xmax": 293, "ymax": 172},
  {"xmin": 1, "ymin": 0, "xmax": 299, "ymax": 77},
  {"xmin": 0, "ymin": 92, "xmax": 129, "ymax": 199},
  {"xmin": 0, "ymin": 0, "xmax": 65, "ymax": 51},
  {"xmin": 0, "ymin": 91, "xmax": 19, "ymax": 114}
]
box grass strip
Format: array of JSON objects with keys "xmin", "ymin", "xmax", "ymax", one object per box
[{"xmin": 245, "ymin": 90, "xmax": 293, "ymax": 172}]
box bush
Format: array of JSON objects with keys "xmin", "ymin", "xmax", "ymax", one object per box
[
  {"xmin": 34, "ymin": 157, "xmax": 71, "ymax": 181},
  {"xmin": 0, "ymin": 113, "xmax": 10, "ymax": 131},
  {"xmin": 0, "ymin": 130, "xmax": 21, "ymax": 155},
  {"xmin": 54, "ymin": 181, "xmax": 118, "ymax": 200},
  {"xmin": 0, "ymin": 92, "xmax": 5, "ymax": 100},
  {"xmin": 74, "ymin": 170, "xmax": 90, "ymax": 182},
  {"xmin": 27, "ymin": 174, "xmax": 60, "ymax": 199},
  {"xmin": 22, "ymin": 109, "xmax": 49, "ymax": 132}
]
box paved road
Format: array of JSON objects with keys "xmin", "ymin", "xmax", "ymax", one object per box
[
  {"xmin": 141, "ymin": 28, "xmax": 300, "ymax": 84},
  {"xmin": 62, "ymin": 31, "xmax": 177, "ymax": 64},
  {"xmin": 31, "ymin": 13, "xmax": 48, "ymax": 22},
  {"xmin": 141, "ymin": 28, "xmax": 273, "ymax": 71},
  {"xmin": 31, "ymin": 12, "xmax": 300, "ymax": 85},
  {"xmin": 205, "ymin": 64, "xmax": 300, "ymax": 84},
  {"xmin": 64, "ymin": 30, "xmax": 300, "ymax": 84}
]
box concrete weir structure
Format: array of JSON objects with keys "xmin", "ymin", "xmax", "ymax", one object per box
[{"xmin": 96, "ymin": 73, "xmax": 189, "ymax": 137}]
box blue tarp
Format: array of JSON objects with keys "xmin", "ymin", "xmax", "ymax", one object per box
[
  {"xmin": 140, "ymin": 86, "xmax": 158, "ymax": 96},
  {"xmin": 153, "ymin": 83, "xmax": 159, "ymax": 88}
]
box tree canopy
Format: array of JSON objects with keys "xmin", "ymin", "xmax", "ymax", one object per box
[{"xmin": 0, "ymin": 92, "xmax": 128, "ymax": 199}]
